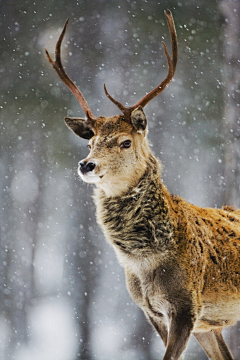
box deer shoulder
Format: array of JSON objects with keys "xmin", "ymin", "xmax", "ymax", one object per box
[{"xmin": 46, "ymin": 10, "xmax": 240, "ymax": 360}]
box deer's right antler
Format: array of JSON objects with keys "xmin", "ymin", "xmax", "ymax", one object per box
[
  {"xmin": 45, "ymin": 18, "xmax": 96, "ymax": 124},
  {"xmin": 104, "ymin": 9, "xmax": 178, "ymax": 121}
]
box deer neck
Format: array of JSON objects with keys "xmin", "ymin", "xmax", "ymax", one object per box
[{"xmin": 94, "ymin": 153, "xmax": 176, "ymax": 264}]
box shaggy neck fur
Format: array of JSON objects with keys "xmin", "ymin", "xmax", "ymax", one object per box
[{"xmin": 94, "ymin": 153, "xmax": 176, "ymax": 263}]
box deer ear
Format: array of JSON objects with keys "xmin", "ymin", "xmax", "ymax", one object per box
[
  {"xmin": 64, "ymin": 117, "xmax": 94, "ymax": 140},
  {"xmin": 130, "ymin": 106, "xmax": 147, "ymax": 132}
]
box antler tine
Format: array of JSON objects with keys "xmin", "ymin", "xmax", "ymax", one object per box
[
  {"xmin": 166, "ymin": 9, "xmax": 178, "ymax": 74},
  {"xmin": 132, "ymin": 9, "xmax": 178, "ymax": 109},
  {"xmin": 45, "ymin": 18, "xmax": 95, "ymax": 121},
  {"xmin": 104, "ymin": 84, "xmax": 132, "ymax": 123}
]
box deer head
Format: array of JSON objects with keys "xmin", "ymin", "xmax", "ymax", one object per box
[{"xmin": 45, "ymin": 10, "xmax": 177, "ymax": 197}]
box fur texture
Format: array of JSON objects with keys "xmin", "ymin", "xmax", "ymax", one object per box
[
  {"xmin": 66, "ymin": 108, "xmax": 240, "ymax": 360},
  {"xmin": 46, "ymin": 10, "xmax": 239, "ymax": 358}
]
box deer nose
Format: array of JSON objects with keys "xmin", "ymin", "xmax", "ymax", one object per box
[{"xmin": 79, "ymin": 161, "xmax": 96, "ymax": 174}]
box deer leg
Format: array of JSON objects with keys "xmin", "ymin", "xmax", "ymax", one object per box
[
  {"xmin": 194, "ymin": 329, "xmax": 234, "ymax": 360},
  {"xmin": 148, "ymin": 315, "xmax": 168, "ymax": 346},
  {"xmin": 161, "ymin": 311, "xmax": 194, "ymax": 360},
  {"xmin": 148, "ymin": 315, "xmax": 184, "ymax": 360}
]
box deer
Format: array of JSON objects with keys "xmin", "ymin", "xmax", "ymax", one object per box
[{"xmin": 45, "ymin": 10, "xmax": 240, "ymax": 360}]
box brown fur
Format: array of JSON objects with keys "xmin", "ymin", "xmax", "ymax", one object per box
[
  {"xmin": 46, "ymin": 11, "xmax": 239, "ymax": 360},
  {"xmin": 65, "ymin": 109, "xmax": 240, "ymax": 360}
]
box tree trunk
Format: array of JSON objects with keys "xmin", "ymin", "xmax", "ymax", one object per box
[
  {"xmin": 221, "ymin": 0, "xmax": 240, "ymax": 208},
  {"xmin": 220, "ymin": 1, "xmax": 240, "ymax": 358}
]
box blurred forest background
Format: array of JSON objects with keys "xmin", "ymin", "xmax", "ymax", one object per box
[{"xmin": 0, "ymin": 0, "xmax": 240, "ymax": 359}]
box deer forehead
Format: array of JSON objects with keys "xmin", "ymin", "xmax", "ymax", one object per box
[
  {"xmin": 90, "ymin": 115, "xmax": 146, "ymax": 148},
  {"xmin": 93, "ymin": 115, "xmax": 133, "ymax": 135}
]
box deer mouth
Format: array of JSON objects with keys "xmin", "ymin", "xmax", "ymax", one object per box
[{"xmin": 78, "ymin": 170, "xmax": 105, "ymax": 184}]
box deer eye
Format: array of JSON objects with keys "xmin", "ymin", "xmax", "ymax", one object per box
[
  {"xmin": 87, "ymin": 144, "xmax": 91, "ymax": 149},
  {"xmin": 120, "ymin": 140, "xmax": 132, "ymax": 149}
]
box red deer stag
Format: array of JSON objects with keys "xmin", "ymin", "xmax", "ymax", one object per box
[{"xmin": 45, "ymin": 10, "xmax": 240, "ymax": 360}]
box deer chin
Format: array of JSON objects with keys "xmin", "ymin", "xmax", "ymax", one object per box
[{"xmin": 78, "ymin": 170, "xmax": 104, "ymax": 184}]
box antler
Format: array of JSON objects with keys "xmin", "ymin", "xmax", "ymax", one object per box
[
  {"xmin": 45, "ymin": 18, "xmax": 95, "ymax": 122},
  {"xmin": 104, "ymin": 9, "xmax": 178, "ymax": 121}
]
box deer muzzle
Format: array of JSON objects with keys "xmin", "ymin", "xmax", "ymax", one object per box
[{"xmin": 78, "ymin": 159, "xmax": 104, "ymax": 184}]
